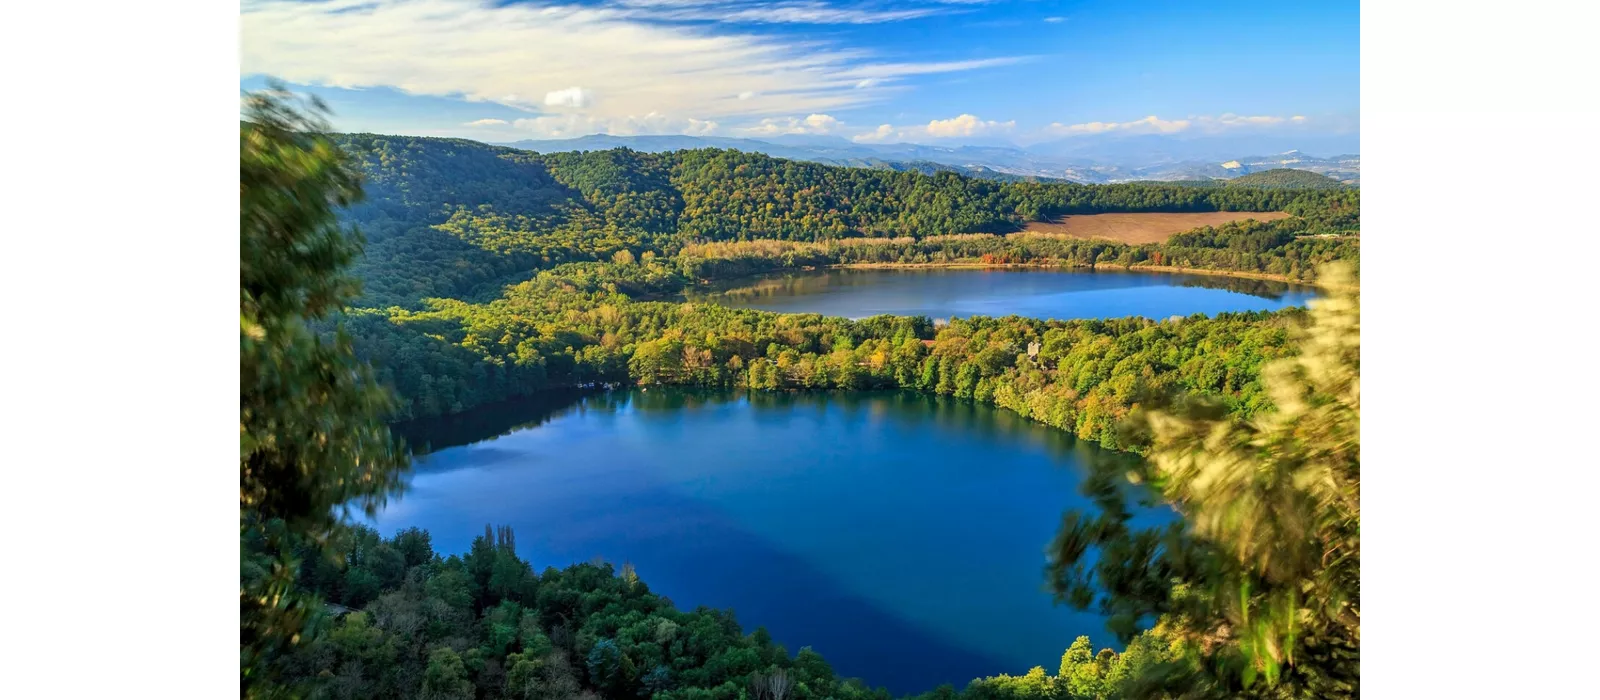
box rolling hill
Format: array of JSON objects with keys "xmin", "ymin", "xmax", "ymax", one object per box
[
  {"xmin": 330, "ymin": 133, "xmax": 1356, "ymax": 309},
  {"xmin": 1225, "ymin": 168, "xmax": 1349, "ymax": 189}
]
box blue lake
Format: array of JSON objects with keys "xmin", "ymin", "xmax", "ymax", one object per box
[
  {"xmin": 375, "ymin": 390, "xmax": 1172, "ymax": 694},
  {"xmin": 692, "ymin": 267, "xmax": 1318, "ymax": 321}
]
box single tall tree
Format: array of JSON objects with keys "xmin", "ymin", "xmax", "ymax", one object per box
[{"xmin": 239, "ymin": 85, "xmax": 408, "ymax": 694}]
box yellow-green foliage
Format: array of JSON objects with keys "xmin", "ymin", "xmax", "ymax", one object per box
[
  {"xmin": 1143, "ymin": 263, "xmax": 1359, "ymax": 691},
  {"xmin": 1047, "ymin": 264, "xmax": 1359, "ymax": 698},
  {"xmin": 945, "ymin": 632, "xmax": 1180, "ymax": 700}
]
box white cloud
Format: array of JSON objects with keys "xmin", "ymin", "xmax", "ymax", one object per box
[
  {"xmin": 513, "ymin": 111, "xmax": 720, "ymax": 138},
  {"xmin": 463, "ymin": 118, "xmax": 509, "ymax": 127},
  {"xmin": 923, "ymin": 113, "xmax": 1014, "ymax": 138},
  {"xmin": 241, "ymin": 0, "xmax": 1020, "ymax": 131},
  {"xmin": 854, "ymin": 78, "xmax": 880, "ymax": 89},
  {"xmin": 1192, "ymin": 113, "xmax": 1316, "ymax": 133},
  {"xmin": 683, "ymin": 118, "xmax": 721, "ymax": 136},
  {"xmin": 544, "ymin": 87, "xmax": 594, "ymax": 109},
  {"xmin": 609, "ymin": 0, "xmax": 943, "ymax": 25},
  {"xmin": 683, "ymin": 4, "xmax": 936, "ymax": 24},
  {"xmin": 804, "ymin": 114, "xmax": 842, "ymax": 133},
  {"xmin": 1048, "ymin": 115, "xmax": 1191, "ymax": 136},
  {"xmin": 741, "ymin": 113, "xmax": 844, "ymax": 136},
  {"xmin": 852, "ymin": 124, "xmax": 897, "ymax": 143},
  {"xmin": 1043, "ymin": 16, "xmax": 1065, "ymax": 23},
  {"xmin": 1045, "ymin": 113, "xmax": 1313, "ymax": 137},
  {"xmin": 1211, "ymin": 113, "xmax": 1290, "ymax": 128},
  {"xmin": 849, "ymin": 114, "xmax": 1013, "ymax": 143}
]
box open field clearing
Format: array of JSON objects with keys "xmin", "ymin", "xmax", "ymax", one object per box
[{"xmin": 1018, "ymin": 211, "xmax": 1293, "ymax": 244}]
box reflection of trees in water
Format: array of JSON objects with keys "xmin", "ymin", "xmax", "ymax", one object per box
[
  {"xmin": 392, "ymin": 389, "xmax": 593, "ymax": 455},
  {"xmin": 690, "ymin": 269, "xmax": 959, "ymax": 304},
  {"xmin": 1171, "ymin": 274, "xmax": 1302, "ymax": 300},
  {"xmin": 398, "ymin": 386, "xmax": 718, "ymax": 452},
  {"xmin": 400, "ymin": 386, "xmax": 1110, "ymax": 469},
  {"xmin": 688, "ymin": 271, "xmax": 852, "ymax": 303},
  {"xmin": 628, "ymin": 387, "xmax": 1086, "ymax": 459}
]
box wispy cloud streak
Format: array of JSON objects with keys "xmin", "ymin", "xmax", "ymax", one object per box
[{"xmin": 241, "ymin": 0, "xmax": 1018, "ymax": 136}]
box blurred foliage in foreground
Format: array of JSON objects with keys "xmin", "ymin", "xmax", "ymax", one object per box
[
  {"xmin": 240, "ymin": 85, "xmax": 410, "ymax": 693},
  {"xmin": 1049, "ymin": 264, "xmax": 1359, "ymax": 697}
]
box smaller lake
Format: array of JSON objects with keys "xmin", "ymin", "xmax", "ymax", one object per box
[
  {"xmin": 381, "ymin": 389, "xmax": 1173, "ymax": 694},
  {"xmin": 692, "ymin": 268, "xmax": 1318, "ymax": 321}
]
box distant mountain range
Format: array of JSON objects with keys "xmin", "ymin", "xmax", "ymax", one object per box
[{"xmin": 496, "ymin": 133, "xmax": 1360, "ymax": 186}]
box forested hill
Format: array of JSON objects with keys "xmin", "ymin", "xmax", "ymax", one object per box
[
  {"xmin": 332, "ymin": 133, "xmax": 1358, "ymax": 308},
  {"xmin": 337, "ymin": 135, "xmax": 684, "ymax": 307},
  {"xmin": 1224, "ymin": 168, "xmax": 1349, "ymax": 189},
  {"xmin": 323, "ymin": 132, "xmax": 1358, "ymax": 428}
]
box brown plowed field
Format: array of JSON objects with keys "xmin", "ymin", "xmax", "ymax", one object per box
[{"xmin": 1018, "ymin": 211, "xmax": 1292, "ymax": 244}]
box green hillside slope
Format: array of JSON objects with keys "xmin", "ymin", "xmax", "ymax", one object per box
[
  {"xmin": 1227, "ymin": 168, "xmax": 1348, "ymax": 189},
  {"xmin": 331, "ymin": 135, "xmax": 1357, "ymax": 307}
]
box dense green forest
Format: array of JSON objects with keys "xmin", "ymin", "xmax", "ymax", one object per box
[
  {"xmin": 323, "ymin": 132, "xmax": 1356, "ymax": 434},
  {"xmin": 671, "ymin": 229, "xmax": 1355, "ymax": 284},
  {"xmin": 244, "ymin": 89, "xmax": 1358, "ymax": 699},
  {"xmin": 331, "ymin": 134, "xmax": 1358, "ymax": 308},
  {"xmin": 859, "ymin": 159, "xmax": 1072, "ymax": 183}
]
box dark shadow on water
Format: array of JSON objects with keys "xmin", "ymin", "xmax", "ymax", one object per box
[
  {"xmin": 373, "ymin": 470, "xmax": 1011, "ymax": 694},
  {"xmin": 603, "ymin": 488, "xmax": 1013, "ymax": 694},
  {"xmin": 391, "ymin": 388, "xmax": 594, "ymax": 455},
  {"xmin": 1168, "ymin": 273, "xmax": 1308, "ymax": 300}
]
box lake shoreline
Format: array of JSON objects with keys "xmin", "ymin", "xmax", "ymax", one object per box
[{"xmin": 828, "ymin": 261, "xmax": 1344, "ymax": 288}]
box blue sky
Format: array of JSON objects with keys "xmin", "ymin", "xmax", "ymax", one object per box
[{"xmin": 240, "ymin": 0, "xmax": 1358, "ymax": 147}]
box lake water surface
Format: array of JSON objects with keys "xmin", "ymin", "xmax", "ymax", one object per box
[
  {"xmin": 693, "ymin": 268, "xmax": 1317, "ymax": 321},
  {"xmin": 378, "ymin": 389, "xmax": 1171, "ymax": 694}
]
